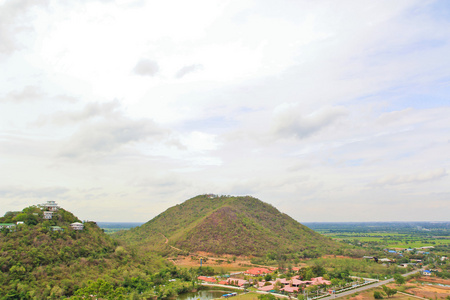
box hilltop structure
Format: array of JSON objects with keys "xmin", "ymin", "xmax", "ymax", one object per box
[
  {"xmin": 41, "ymin": 200, "xmax": 60, "ymax": 211},
  {"xmin": 40, "ymin": 200, "xmax": 60, "ymax": 219}
]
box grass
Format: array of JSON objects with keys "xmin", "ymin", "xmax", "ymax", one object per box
[
  {"xmin": 347, "ymin": 286, "xmax": 425, "ymax": 300},
  {"xmin": 234, "ymin": 292, "xmax": 285, "ymax": 300},
  {"xmin": 323, "ymin": 232, "xmax": 450, "ymax": 249}
]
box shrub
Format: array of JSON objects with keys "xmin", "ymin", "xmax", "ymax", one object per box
[{"xmin": 373, "ymin": 291, "xmax": 383, "ymax": 299}]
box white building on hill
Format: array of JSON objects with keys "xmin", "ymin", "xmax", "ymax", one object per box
[
  {"xmin": 41, "ymin": 200, "xmax": 60, "ymax": 211},
  {"xmin": 43, "ymin": 211, "xmax": 54, "ymax": 219},
  {"xmin": 70, "ymin": 222, "xmax": 84, "ymax": 230}
]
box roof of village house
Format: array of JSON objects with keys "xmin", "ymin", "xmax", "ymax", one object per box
[
  {"xmin": 227, "ymin": 278, "xmax": 248, "ymax": 286},
  {"xmin": 276, "ymin": 278, "xmax": 290, "ymax": 285},
  {"xmin": 245, "ymin": 267, "xmax": 271, "ymax": 275},
  {"xmin": 311, "ymin": 277, "xmax": 331, "ymax": 285},
  {"xmin": 198, "ymin": 276, "xmax": 217, "ymax": 283},
  {"xmin": 291, "ymin": 278, "xmax": 304, "ymax": 285},
  {"xmin": 258, "ymin": 285, "xmax": 275, "ymax": 291},
  {"xmin": 281, "ymin": 286, "xmax": 299, "ymax": 293}
]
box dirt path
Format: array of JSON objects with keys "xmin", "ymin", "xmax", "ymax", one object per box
[{"xmin": 160, "ymin": 233, "xmax": 183, "ymax": 252}]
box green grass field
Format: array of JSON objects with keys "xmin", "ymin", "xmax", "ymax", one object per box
[
  {"xmin": 233, "ymin": 292, "xmax": 285, "ymax": 300},
  {"xmin": 322, "ymin": 232, "xmax": 450, "ymax": 249}
]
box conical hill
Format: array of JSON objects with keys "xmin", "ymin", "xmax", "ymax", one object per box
[{"xmin": 115, "ymin": 195, "xmax": 338, "ymax": 256}]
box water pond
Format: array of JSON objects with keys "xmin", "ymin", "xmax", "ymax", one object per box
[{"xmin": 177, "ymin": 289, "xmax": 238, "ymax": 300}]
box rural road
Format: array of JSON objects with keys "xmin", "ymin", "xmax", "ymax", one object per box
[{"xmin": 320, "ymin": 269, "xmax": 421, "ymax": 300}]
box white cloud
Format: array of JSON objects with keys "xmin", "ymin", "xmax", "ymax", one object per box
[
  {"xmin": 0, "ymin": 0, "xmax": 450, "ymax": 221},
  {"xmin": 0, "ymin": 186, "xmax": 68, "ymax": 199},
  {"xmin": 372, "ymin": 168, "xmax": 447, "ymax": 187},
  {"xmin": 0, "ymin": 86, "xmax": 44, "ymax": 103},
  {"xmin": 175, "ymin": 64, "xmax": 203, "ymax": 78},
  {"xmin": 58, "ymin": 117, "xmax": 166, "ymax": 159},
  {"xmin": 271, "ymin": 105, "xmax": 347, "ymax": 140},
  {"xmin": 133, "ymin": 59, "xmax": 160, "ymax": 76}
]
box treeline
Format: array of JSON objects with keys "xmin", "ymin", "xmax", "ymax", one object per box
[{"xmin": 68, "ymin": 266, "xmax": 208, "ymax": 300}]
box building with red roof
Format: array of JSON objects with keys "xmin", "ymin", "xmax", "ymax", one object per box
[
  {"xmin": 281, "ymin": 286, "xmax": 299, "ymax": 293},
  {"xmin": 244, "ymin": 267, "xmax": 272, "ymax": 276},
  {"xmin": 198, "ymin": 276, "xmax": 217, "ymax": 283},
  {"xmin": 227, "ymin": 278, "xmax": 249, "ymax": 287}
]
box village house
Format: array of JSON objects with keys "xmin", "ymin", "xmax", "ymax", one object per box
[
  {"xmin": 50, "ymin": 226, "xmax": 63, "ymax": 231},
  {"xmin": 70, "ymin": 222, "xmax": 84, "ymax": 230},
  {"xmin": 43, "ymin": 211, "xmax": 54, "ymax": 219},
  {"xmin": 257, "ymin": 276, "xmax": 331, "ymax": 293},
  {"xmin": 245, "ymin": 267, "xmax": 272, "ymax": 276},
  {"xmin": 198, "ymin": 276, "xmax": 217, "ymax": 283},
  {"xmin": 226, "ymin": 278, "xmax": 248, "ymax": 287},
  {"xmin": 0, "ymin": 223, "xmax": 16, "ymax": 229}
]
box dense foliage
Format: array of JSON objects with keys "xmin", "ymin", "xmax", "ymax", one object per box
[
  {"xmin": 0, "ymin": 206, "xmax": 168, "ymax": 299},
  {"xmin": 114, "ymin": 195, "xmax": 340, "ymax": 256}
]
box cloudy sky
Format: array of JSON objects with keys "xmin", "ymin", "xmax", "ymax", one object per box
[{"xmin": 1, "ymin": 0, "xmax": 449, "ymax": 222}]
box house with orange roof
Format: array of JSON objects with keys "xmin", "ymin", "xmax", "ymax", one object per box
[
  {"xmin": 198, "ymin": 276, "xmax": 217, "ymax": 283},
  {"xmin": 259, "ymin": 285, "xmax": 275, "ymax": 292},
  {"xmin": 245, "ymin": 267, "xmax": 272, "ymax": 276},
  {"xmin": 310, "ymin": 277, "xmax": 331, "ymax": 285},
  {"xmin": 281, "ymin": 286, "xmax": 299, "ymax": 293},
  {"xmin": 227, "ymin": 278, "xmax": 248, "ymax": 287}
]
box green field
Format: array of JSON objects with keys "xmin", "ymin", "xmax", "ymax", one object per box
[
  {"xmin": 322, "ymin": 232, "xmax": 450, "ymax": 249},
  {"xmin": 306, "ymin": 222, "xmax": 450, "ymax": 250}
]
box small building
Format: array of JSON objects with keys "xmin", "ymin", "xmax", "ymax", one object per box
[
  {"xmin": 422, "ymin": 270, "xmax": 431, "ymax": 276},
  {"xmin": 245, "ymin": 267, "xmax": 272, "ymax": 276},
  {"xmin": 226, "ymin": 278, "xmax": 248, "ymax": 287},
  {"xmin": 281, "ymin": 286, "xmax": 299, "ymax": 293},
  {"xmin": 70, "ymin": 222, "xmax": 84, "ymax": 230},
  {"xmin": 16, "ymin": 221, "xmax": 24, "ymax": 225},
  {"xmin": 43, "ymin": 211, "xmax": 54, "ymax": 219},
  {"xmin": 0, "ymin": 223, "xmax": 16, "ymax": 229},
  {"xmin": 50, "ymin": 226, "xmax": 63, "ymax": 231},
  {"xmin": 198, "ymin": 276, "xmax": 217, "ymax": 283}
]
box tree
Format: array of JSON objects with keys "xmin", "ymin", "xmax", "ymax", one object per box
[
  {"xmin": 394, "ymin": 274, "xmax": 405, "ymax": 285},
  {"xmin": 382, "ymin": 285, "xmax": 397, "ymax": 298},
  {"xmin": 264, "ymin": 274, "xmax": 272, "ymax": 282},
  {"xmin": 258, "ymin": 294, "xmax": 277, "ymax": 300},
  {"xmin": 373, "ymin": 291, "xmax": 383, "ymax": 299}
]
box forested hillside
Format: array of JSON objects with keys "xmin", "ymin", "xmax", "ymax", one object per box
[
  {"xmin": 0, "ymin": 206, "xmax": 168, "ymax": 299},
  {"xmin": 114, "ymin": 195, "xmax": 339, "ymax": 257}
]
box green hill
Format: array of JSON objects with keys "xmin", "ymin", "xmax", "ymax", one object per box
[
  {"xmin": 0, "ymin": 205, "xmax": 168, "ymax": 299},
  {"xmin": 114, "ymin": 195, "xmax": 339, "ymax": 257}
]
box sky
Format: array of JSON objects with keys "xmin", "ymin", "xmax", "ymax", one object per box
[{"xmin": 1, "ymin": 0, "xmax": 449, "ymax": 223}]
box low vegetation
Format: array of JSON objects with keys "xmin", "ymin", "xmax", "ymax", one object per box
[{"xmin": 114, "ymin": 195, "xmax": 341, "ymax": 257}]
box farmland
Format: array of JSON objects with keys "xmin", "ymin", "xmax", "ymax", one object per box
[{"xmin": 305, "ymin": 222, "xmax": 450, "ymax": 250}]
